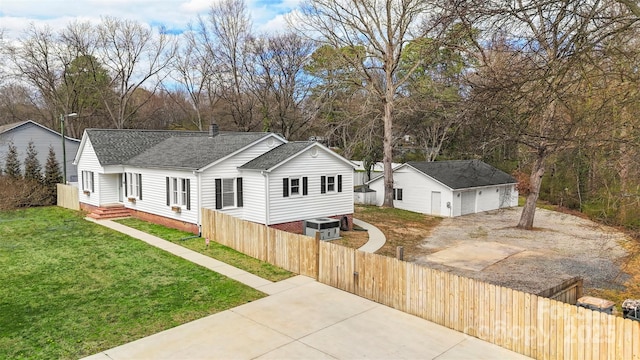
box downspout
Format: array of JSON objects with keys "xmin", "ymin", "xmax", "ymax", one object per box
[
  {"xmin": 262, "ymin": 171, "xmax": 270, "ymax": 225},
  {"xmin": 195, "ymin": 170, "xmax": 202, "ymax": 236}
]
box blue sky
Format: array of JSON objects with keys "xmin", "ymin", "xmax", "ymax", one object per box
[{"xmin": 0, "ymin": 0, "xmax": 300, "ymax": 41}]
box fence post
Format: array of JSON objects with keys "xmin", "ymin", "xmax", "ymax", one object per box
[
  {"xmin": 396, "ymin": 246, "xmax": 404, "ymax": 261},
  {"xmin": 315, "ymin": 232, "xmax": 321, "ymax": 280}
]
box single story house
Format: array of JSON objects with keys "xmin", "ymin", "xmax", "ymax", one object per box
[
  {"xmin": 73, "ymin": 125, "xmax": 355, "ymax": 234},
  {"xmin": 367, "ymin": 160, "xmax": 518, "ymax": 217},
  {"xmin": 0, "ymin": 120, "xmax": 80, "ymax": 183}
]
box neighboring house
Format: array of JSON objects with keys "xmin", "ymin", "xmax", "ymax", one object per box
[
  {"xmin": 73, "ymin": 126, "xmax": 355, "ymax": 234},
  {"xmin": 367, "ymin": 160, "xmax": 518, "ymax": 217},
  {"xmin": 0, "ymin": 120, "xmax": 80, "ymax": 183}
]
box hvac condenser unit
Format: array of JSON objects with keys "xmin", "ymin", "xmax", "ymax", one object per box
[{"xmin": 304, "ymin": 218, "xmax": 340, "ymax": 240}]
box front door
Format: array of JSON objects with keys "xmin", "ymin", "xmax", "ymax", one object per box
[{"xmin": 118, "ymin": 174, "xmax": 124, "ymax": 202}]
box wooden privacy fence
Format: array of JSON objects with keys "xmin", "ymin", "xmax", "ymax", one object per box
[
  {"xmin": 538, "ymin": 276, "xmax": 584, "ymax": 305},
  {"xmin": 57, "ymin": 183, "xmax": 79, "ymax": 210},
  {"xmin": 320, "ymin": 242, "xmax": 640, "ymax": 360},
  {"xmin": 201, "ymin": 209, "xmax": 640, "ymax": 360},
  {"xmin": 201, "ymin": 209, "xmax": 317, "ymax": 277}
]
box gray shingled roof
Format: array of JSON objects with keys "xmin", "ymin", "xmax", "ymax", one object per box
[
  {"xmin": 86, "ymin": 129, "xmax": 207, "ymax": 166},
  {"xmin": 0, "ymin": 121, "xmax": 27, "ymax": 133},
  {"xmin": 407, "ymin": 160, "xmax": 517, "ymax": 189},
  {"xmin": 126, "ymin": 132, "xmax": 271, "ymax": 170},
  {"xmin": 239, "ymin": 141, "xmax": 313, "ymax": 170}
]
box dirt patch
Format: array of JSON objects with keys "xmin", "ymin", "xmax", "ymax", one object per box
[
  {"xmin": 351, "ymin": 205, "xmax": 442, "ymax": 257},
  {"xmin": 332, "ymin": 228, "xmax": 369, "ymax": 249},
  {"xmin": 413, "ymin": 207, "xmax": 633, "ymax": 297}
]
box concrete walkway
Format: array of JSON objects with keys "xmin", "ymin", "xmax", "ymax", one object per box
[
  {"xmin": 84, "ymin": 276, "xmax": 529, "ymax": 360},
  {"xmin": 86, "ymin": 218, "xmax": 293, "ymax": 295},
  {"xmin": 85, "ymin": 218, "xmax": 530, "ymax": 359},
  {"xmin": 354, "ymin": 218, "xmax": 386, "ymax": 253}
]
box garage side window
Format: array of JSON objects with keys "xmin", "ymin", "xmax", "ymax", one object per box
[{"xmin": 393, "ymin": 188, "xmax": 403, "ymax": 201}]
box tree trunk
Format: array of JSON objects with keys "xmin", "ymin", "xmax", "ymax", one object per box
[
  {"xmin": 517, "ymin": 151, "xmax": 546, "ymax": 229},
  {"xmin": 382, "ymin": 95, "xmax": 395, "ymax": 208}
]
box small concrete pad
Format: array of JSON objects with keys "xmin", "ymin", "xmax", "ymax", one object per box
[
  {"xmin": 256, "ymin": 341, "xmax": 336, "ymax": 359},
  {"xmin": 423, "ymin": 241, "xmax": 523, "ymax": 271},
  {"xmin": 232, "ymin": 281, "xmax": 377, "ymax": 339}
]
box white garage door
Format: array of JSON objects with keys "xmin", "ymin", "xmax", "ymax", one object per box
[{"xmin": 460, "ymin": 190, "xmax": 476, "ymax": 215}]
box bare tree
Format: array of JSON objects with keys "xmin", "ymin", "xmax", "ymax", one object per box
[
  {"xmin": 4, "ymin": 24, "xmax": 84, "ymax": 129},
  {"xmin": 93, "ymin": 17, "xmax": 177, "ymax": 129},
  {"xmin": 204, "ymin": 0, "xmax": 259, "ymax": 131},
  {"xmin": 462, "ymin": 0, "xmax": 636, "ymax": 229},
  {"xmin": 248, "ymin": 32, "xmax": 316, "ymax": 139},
  {"xmin": 293, "ymin": 0, "xmax": 451, "ymax": 207},
  {"xmin": 169, "ymin": 21, "xmax": 221, "ymax": 131}
]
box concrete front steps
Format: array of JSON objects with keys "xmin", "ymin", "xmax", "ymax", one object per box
[{"xmin": 86, "ymin": 204, "xmax": 132, "ymax": 220}]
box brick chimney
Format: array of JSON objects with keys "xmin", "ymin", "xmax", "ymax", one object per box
[{"xmin": 209, "ymin": 121, "xmax": 219, "ymax": 137}]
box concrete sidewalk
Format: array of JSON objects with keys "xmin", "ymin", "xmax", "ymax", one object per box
[
  {"xmin": 354, "ymin": 218, "xmax": 386, "ymax": 253},
  {"xmin": 83, "ymin": 276, "xmax": 530, "ymax": 360},
  {"xmin": 85, "ymin": 218, "xmax": 530, "ymax": 359},
  {"xmin": 86, "ymin": 218, "xmax": 295, "ymax": 295}
]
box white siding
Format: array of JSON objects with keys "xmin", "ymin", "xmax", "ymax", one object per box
[
  {"xmin": 267, "ymin": 148, "xmax": 354, "ymax": 224},
  {"xmin": 124, "ymin": 166, "xmax": 198, "ymax": 225},
  {"xmin": 239, "ymin": 171, "xmax": 266, "ymax": 223},
  {"xmin": 76, "ymin": 138, "xmax": 102, "ymax": 206},
  {"xmin": 200, "ymin": 136, "xmax": 285, "ymax": 218},
  {"xmin": 369, "ymin": 167, "xmax": 453, "ymax": 217}
]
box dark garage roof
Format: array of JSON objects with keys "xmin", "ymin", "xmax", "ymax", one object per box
[{"xmin": 407, "ymin": 160, "xmax": 517, "ymax": 189}]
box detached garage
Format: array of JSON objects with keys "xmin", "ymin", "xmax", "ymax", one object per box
[{"xmin": 367, "ymin": 160, "xmax": 518, "ymax": 217}]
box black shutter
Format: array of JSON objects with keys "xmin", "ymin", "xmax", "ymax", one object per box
[
  {"xmin": 166, "ymin": 177, "xmax": 170, "ymax": 206},
  {"xmin": 237, "ymin": 178, "xmax": 243, "ymax": 207},
  {"xmin": 215, "ymin": 178, "xmax": 222, "ymax": 209},
  {"xmin": 398, "ymin": 188, "xmax": 403, "ymax": 201},
  {"xmin": 81, "ymin": 171, "xmax": 85, "ymax": 191},
  {"xmin": 338, "ymin": 175, "xmax": 342, "ymax": 192},
  {"xmin": 90, "ymin": 172, "xmax": 94, "ymax": 192},
  {"xmin": 283, "ymin": 178, "xmax": 289, "ymax": 197},
  {"xmin": 320, "ymin": 176, "xmax": 326, "ymax": 194},
  {"xmin": 186, "ymin": 179, "xmax": 191, "ymax": 210},
  {"xmin": 138, "ymin": 174, "xmax": 142, "ymax": 200},
  {"xmin": 302, "ymin": 177, "xmax": 308, "ymax": 195},
  {"xmin": 124, "ymin": 173, "xmax": 128, "ymax": 197}
]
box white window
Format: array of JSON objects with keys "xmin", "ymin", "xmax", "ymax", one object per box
[
  {"xmin": 321, "ymin": 175, "xmax": 342, "ymax": 194},
  {"xmin": 327, "ymin": 176, "xmax": 335, "ymax": 192},
  {"xmin": 283, "ymin": 177, "xmax": 307, "ymax": 198},
  {"xmin": 290, "ymin": 178, "xmax": 300, "ymax": 195},
  {"xmin": 181, "ymin": 178, "xmax": 188, "ymax": 206},
  {"xmin": 216, "ymin": 178, "xmax": 243, "ymax": 209},
  {"xmin": 167, "ymin": 177, "xmax": 191, "ymax": 209},
  {"xmin": 172, "ymin": 178, "xmax": 179, "ymax": 204},
  {"xmin": 222, "ymin": 178, "xmax": 235, "ymax": 207},
  {"xmin": 393, "ymin": 188, "xmax": 403, "ymax": 201},
  {"xmin": 125, "ymin": 172, "xmax": 142, "ymax": 199},
  {"xmin": 82, "ymin": 171, "xmax": 94, "ymax": 192}
]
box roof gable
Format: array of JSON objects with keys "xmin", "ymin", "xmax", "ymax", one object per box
[
  {"xmin": 239, "ymin": 141, "xmax": 313, "ymax": 171},
  {"xmin": 239, "ymin": 141, "xmax": 356, "ymax": 172},
  {"xmin": 407, "ymin": 160, "xmax": 517, "ymax": 189},
  {"xmin": 0, "ymin": 120, "xmax": 80, "ymax": 142}
]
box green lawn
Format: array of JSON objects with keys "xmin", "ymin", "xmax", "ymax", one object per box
[
  {"xmin": 0, "ymin": 207, "xmax": 264, "ymax": 360},
  {"xmin": 114, "ymin": 218, "xmax": 294, "ymax": 282}
]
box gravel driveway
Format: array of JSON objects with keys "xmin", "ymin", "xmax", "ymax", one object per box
[{"xmin": 413, "ymin": 207, "xmax": 631, "ymax": 294}]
